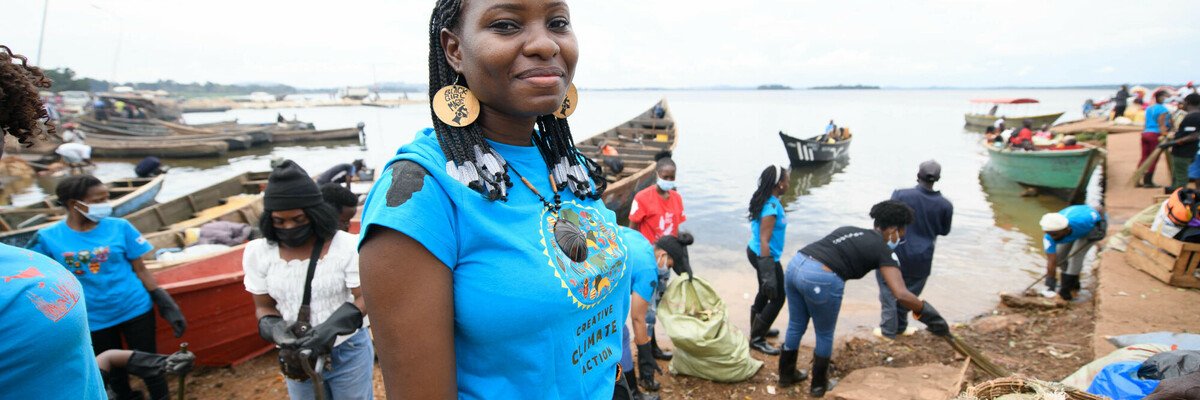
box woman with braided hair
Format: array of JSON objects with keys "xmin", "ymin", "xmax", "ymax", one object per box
[
  {"xmin": 745, "ymin": 165, "xmax": 791, "ymax": 356},
  {"xmin": 359, "ymin": 1, "xmax": 631, "ymax": 399},
  {"xmin": 0, "ymin": 45, "xmax": 105, "ymax": 399}
]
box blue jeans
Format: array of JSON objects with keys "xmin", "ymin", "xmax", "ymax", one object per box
[
  {"xmin": 875, "ymin": 271, "xmax": 928, "ymax": 337},
  {"xmin": 285, "ymin": 328, "xmax": 375, "ymax": 400},
  {"xmin": 783, "ymin": 253, "xmax": 845, "ymax": 358},
  {"xmin": 619, "ymin": 325, "xmax": 634, "ymax": 371}
]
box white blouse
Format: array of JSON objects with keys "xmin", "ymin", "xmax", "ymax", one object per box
[{"xmin": 243, "ymin": 230, "xmax": 365, "ymax": 346}]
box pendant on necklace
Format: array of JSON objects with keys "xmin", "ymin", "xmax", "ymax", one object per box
[{"xmin": 554, "ymin": 217, "xmax": 588, "ymax": 263}]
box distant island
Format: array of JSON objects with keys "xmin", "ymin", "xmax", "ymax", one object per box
[
  {"xmin": 757, "ymin": 84, "xmax": 793, "ymax": 90},
  {"xmin": 809, "ymin": 84, "xmax": 880, "ymax": 90}
]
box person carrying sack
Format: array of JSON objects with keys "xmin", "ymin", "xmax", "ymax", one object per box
[{"xmin": 244, "ymin": 160, "xmax": 371, "ymax": 400}]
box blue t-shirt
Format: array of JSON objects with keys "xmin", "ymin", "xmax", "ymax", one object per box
[
  {"xmin": 0, "ymin": 244, "xmax": 106, "ymax": 399},
  {"xmin": 360, "ymin": 128, "xmax": 630, "ymax": 399},
  {"xmin": 1145, "ymin": 104, "xmax": 1170, "ymax": 133},
  {"xmin": 1043, "ymin": 205, "xmax": 1102, "ymax": 254},
  {"xmin": 748, "ymin": 196, "xmax": 787, "ymax": 260},
  {"xmin": 619, "ymin": 227, "xmax": 657, "ymax": 302},
  {"xmin": 28, "ymin": 218, "xmax": 154, "ymax": 331}
]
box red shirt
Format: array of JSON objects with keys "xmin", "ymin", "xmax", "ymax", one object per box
[
  {"xmin": 1011, "ymin": 128, "xmax": 1033, "ymax": 145},
  {"xmin": 629, "ymin": 186, "xmax": 686, "ymax": 243}
]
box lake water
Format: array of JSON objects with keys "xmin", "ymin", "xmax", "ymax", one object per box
[{"xmin": 4, "ymin": 89, "xmax": 1112, "ymax": 343}]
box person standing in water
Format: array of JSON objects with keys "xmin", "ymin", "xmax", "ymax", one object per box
[
  {"xmin": 629, "ymin": 150, "xmax": 685, "ymax": 362},
  {"xmin": 875, "ymin": 161, "xmax": 953, "ymax": 339},
  {"xmin": 778, "ymin": 201, "xmax": 950, "ymax": 397},
  {"xmin": 358, "ymin": 1, "xmax": 632, "ymax": 398},
  {"xmin": 745, "ymin": 165, "xmax": 790, "ymax": 355}
]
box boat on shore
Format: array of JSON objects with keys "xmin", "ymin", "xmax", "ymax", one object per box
[
  {"xmin": 0, "ymin": 175, "xmax": 166, "ymax": 246},
  {"xmin": 125, "ymin": 172, "xmax": 267, "ymax": 254},
  {"xmin": 965, "ymin": 98, "xmax": 1064, "ymax": 130},
  {"xmin": 779, "ymin": 130, "xmax": 852, "ymax": 166},
  {"xmin": 575, "ymin": 100, "xmax": 677, "ymax": 220},
  {"xmin": 983, "ymin": 141, "xmax": 1104, "ymax": 203}
]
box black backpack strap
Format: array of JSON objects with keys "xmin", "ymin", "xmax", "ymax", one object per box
[{"xmin": 293, "ymin": 237, "xmax": 327, "ymax": 336}]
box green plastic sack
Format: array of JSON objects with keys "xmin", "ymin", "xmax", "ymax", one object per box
[{"xmin": 658, "ymin": 273, "xmax": 762, "ymax": 382}]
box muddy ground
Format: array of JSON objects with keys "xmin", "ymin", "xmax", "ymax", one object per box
[{"xmin": 160, "ymin": 288, "xmax": 1092, "ymax": 399}]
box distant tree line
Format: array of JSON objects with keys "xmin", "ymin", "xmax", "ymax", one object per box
[{"xmin": 41, "ymin": 67, "xmax": 299, "ymax": 97}]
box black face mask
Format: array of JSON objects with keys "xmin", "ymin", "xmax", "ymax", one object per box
[{"xmin": 276, "ymin": 224, "xmax": 313, "ymax": 248}]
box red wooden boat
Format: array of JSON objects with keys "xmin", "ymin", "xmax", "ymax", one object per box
[{"xmin": 151, "ymin": 214, "xmax": 364, "ymax": 366}]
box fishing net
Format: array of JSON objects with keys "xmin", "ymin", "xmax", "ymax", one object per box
[{"xmin": 955, "ymin": 377, "xmax": 1106, "ymax": 400}]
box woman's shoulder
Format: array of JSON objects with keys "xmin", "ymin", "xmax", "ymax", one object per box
[
  {"xmin": 244, "ymin": 238, "xmax": 275, "ymax": 256},
  {"xmin": 330, "ymin": 231, "xmax": 359, "ymax": 249}
]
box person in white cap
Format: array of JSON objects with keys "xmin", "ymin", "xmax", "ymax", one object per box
[{"xmin": 1039, "ymin": 205, "xmax": 1106, "ymax": 300}]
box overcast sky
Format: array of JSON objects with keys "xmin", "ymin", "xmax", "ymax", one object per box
[{"xmin": 5, "ymin": 0, "xmax": 1198, "ymax": 89}]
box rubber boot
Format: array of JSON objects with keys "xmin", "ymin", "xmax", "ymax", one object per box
[
  {"xmin": 749, "ymin": 315, "xmax": 781, "ymax": 355},
  {"xmin": 624, "ymin": 371, "xmax": 660, "ymax": 400},
  {"xmin": 809, "ymin": 355, "xmax": 838, "ymax": 398},
  {"xmin": 650, "ymin": 336, "xmax": 672, "ymax": 361},
  {"xmin": 1059, "ymin": 274, "xmax": 1080, "ymax": 301},
  {"xmin": 1142, "ymin": 173, "xmax": 1159, "ymax": 188},
  {"xmin": 777, "ymin": 350, "xmax": 809, "ymax": 387}
]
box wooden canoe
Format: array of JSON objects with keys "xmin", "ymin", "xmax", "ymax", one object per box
[
  {"xmin": 269, "ymin": 126, "xmax": 363, "ymax": 143},
  {"xmin": 965, "ymin": 112, "xmax": 1064, "ymax": 130},
  {"xmin": 779, "ymin": 131, "xmax": 852, "ymax": 166},
  {"xmin": 0, "ymin": 175, "xmax": 166, "ymax": 247},
  {"xmin": 984, "ymin": 141, "xmax": 1104, "ymax": 203},
  {"xmin": 80, "ymin": 117, "xmax": 173, "ymax": 137},
  {"xmin": 575, "ymin": 100, "xmax": 678, "ymax": 220},
  {"xmin": 125, "ymin": 172, "xmax": 268, "ymax": 254},
  {"xmin": 87, "ymin": 136, "xmax": 230, "ymax": 159}
]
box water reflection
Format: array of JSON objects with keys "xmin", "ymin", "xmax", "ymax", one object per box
[{"xmin": 780, "ymin": 158, "xmax": 849, "ymax": 204}]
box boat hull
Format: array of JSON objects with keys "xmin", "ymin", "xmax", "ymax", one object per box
[
  {"xmin": 984, "ymin": 144, "xmax": 1101, "ymax": 193},
  {"xmin": 270, "ymin": 127, "xmax": 362, "ymax": 143},
  {"xmin": 152, "ymin": 245, "xmax": 270, "ymax": 366},
  {"xmin": 965, "ymin": 112, "xmax": 1064, "ymax": 129},
  {"xmin": 573, "ymin": 100, "xmax": 677, "ymax": 221},
  {"xmin": 779, "ymin": 132, "xmax": 851, "ymax": 166},
  {"xmin": 88, "ymin": 139, "xmax": 229, "ymax": 159}
]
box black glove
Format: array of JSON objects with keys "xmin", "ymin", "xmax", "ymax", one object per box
[
  {"xmin": 915, "ymin": 301, "xmax": 950, "ymax": 337},
  {"xmin": 636, "ymin": 342, "xmax": 661, "ymax": 379},
  {"xmin": 125, "ymin": 350, "xmax": 195, "ymax": 379},
  {"xmin": 755, "ymin": 256, "xmax": 779, "ymax": 300},
  {"xmin": 1158, "ymin": 140, "xmax": 1175, "ymax": 149},
  {"xmin": 259, "ymin": 315, "xmax": 298, "ymax": 346},
  {"xmin": 1045, "ymin": 275, "xmax": 1058, "ymax": 291},
  {"xmin": 150, "ymin": 288, "xmax": 187, "ymax": 338},
  {"xmin": 295, "ymin": 302, "xmax": 364, "ymax": 355}
]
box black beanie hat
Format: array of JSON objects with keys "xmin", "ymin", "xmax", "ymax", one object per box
[
  {"xmin": 655, "ymin": 232, "xmax": 695, "ymax": 279},
  {"xmin": 264, "ymin": 160, "xmax": 323, "ymax": 211}
]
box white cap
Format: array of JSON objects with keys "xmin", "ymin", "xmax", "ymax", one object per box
[{"xmin": 1040, "ymin": 213, "xmax": 1069, "ymax": 232}]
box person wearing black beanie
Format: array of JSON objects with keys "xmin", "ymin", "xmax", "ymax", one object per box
[{"xmin": 245, "ymin": 159, "xmax": 374, "ymax": 399}]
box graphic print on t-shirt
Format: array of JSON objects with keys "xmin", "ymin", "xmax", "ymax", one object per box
[
  {"xmin": 539, "ymin": 200, "xmax": 627, "ymax": 309},
  {"xmin": 2, "ymin": 256, "xmax": 83, "ymax": 322},
  {"xmin": 60, "ymin": 247, "xmax": 111, "ymax": 275}
]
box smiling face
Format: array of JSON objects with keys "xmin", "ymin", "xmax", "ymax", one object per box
[{"xmin": 442, "ymin": 0, "xmax": 578, "ymax": 119}]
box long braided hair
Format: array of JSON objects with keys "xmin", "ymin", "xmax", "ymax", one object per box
[
  {"xmin": 427, "ymin": 0, "xmax": 605, "ymax": 202},
  {"xmin": 747, "ymin": 165, "xmax": 785, "ymax": 221},
  {"xmin": 0, "ymin": 45, "xmax": 54, "ymax": 148}
]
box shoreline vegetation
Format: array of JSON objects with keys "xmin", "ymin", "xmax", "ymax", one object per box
[{"xmin": 42, "ymin": 68, "xmax": 1181, "ymax": 98}]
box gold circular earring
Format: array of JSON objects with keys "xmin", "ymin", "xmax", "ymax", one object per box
[
  {"xmin": 433, "ymin": 75, "xmax": 480, "ymax": 127},
  {"xmin": 553, "ymin": 83, "xmax": 579, "ymax": 119}
]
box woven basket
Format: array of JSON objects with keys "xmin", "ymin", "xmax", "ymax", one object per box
[{"xmin": 956, "ymin": 377, "xmax": 1106, "ymax": 400}]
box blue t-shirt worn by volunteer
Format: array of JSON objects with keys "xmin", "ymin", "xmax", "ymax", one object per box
[
  {"xmin": 360, "ymin": 128, "xmax": 630, "ymax": 399},
  {"xmin": 1145, "ymin": 104, "xmax": 1170, "ymax": 133},
  {"xmin": 28, "ymin": 218, "xmax": 154, "ymax": 331},
  {"xmin": 619, "ymin": 227, "xmax": 658, "ymax": 302},
  {"xmin": 1043, "ymin": 205, "xmax": 1102, "ymax": 254},
  {"xmin": 748, "ymin": 196, "xmax": 787, "ymax": 261},
  {"xmin": 0, "ymin": 244, "xmax": 106, "ymax": 399}
]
